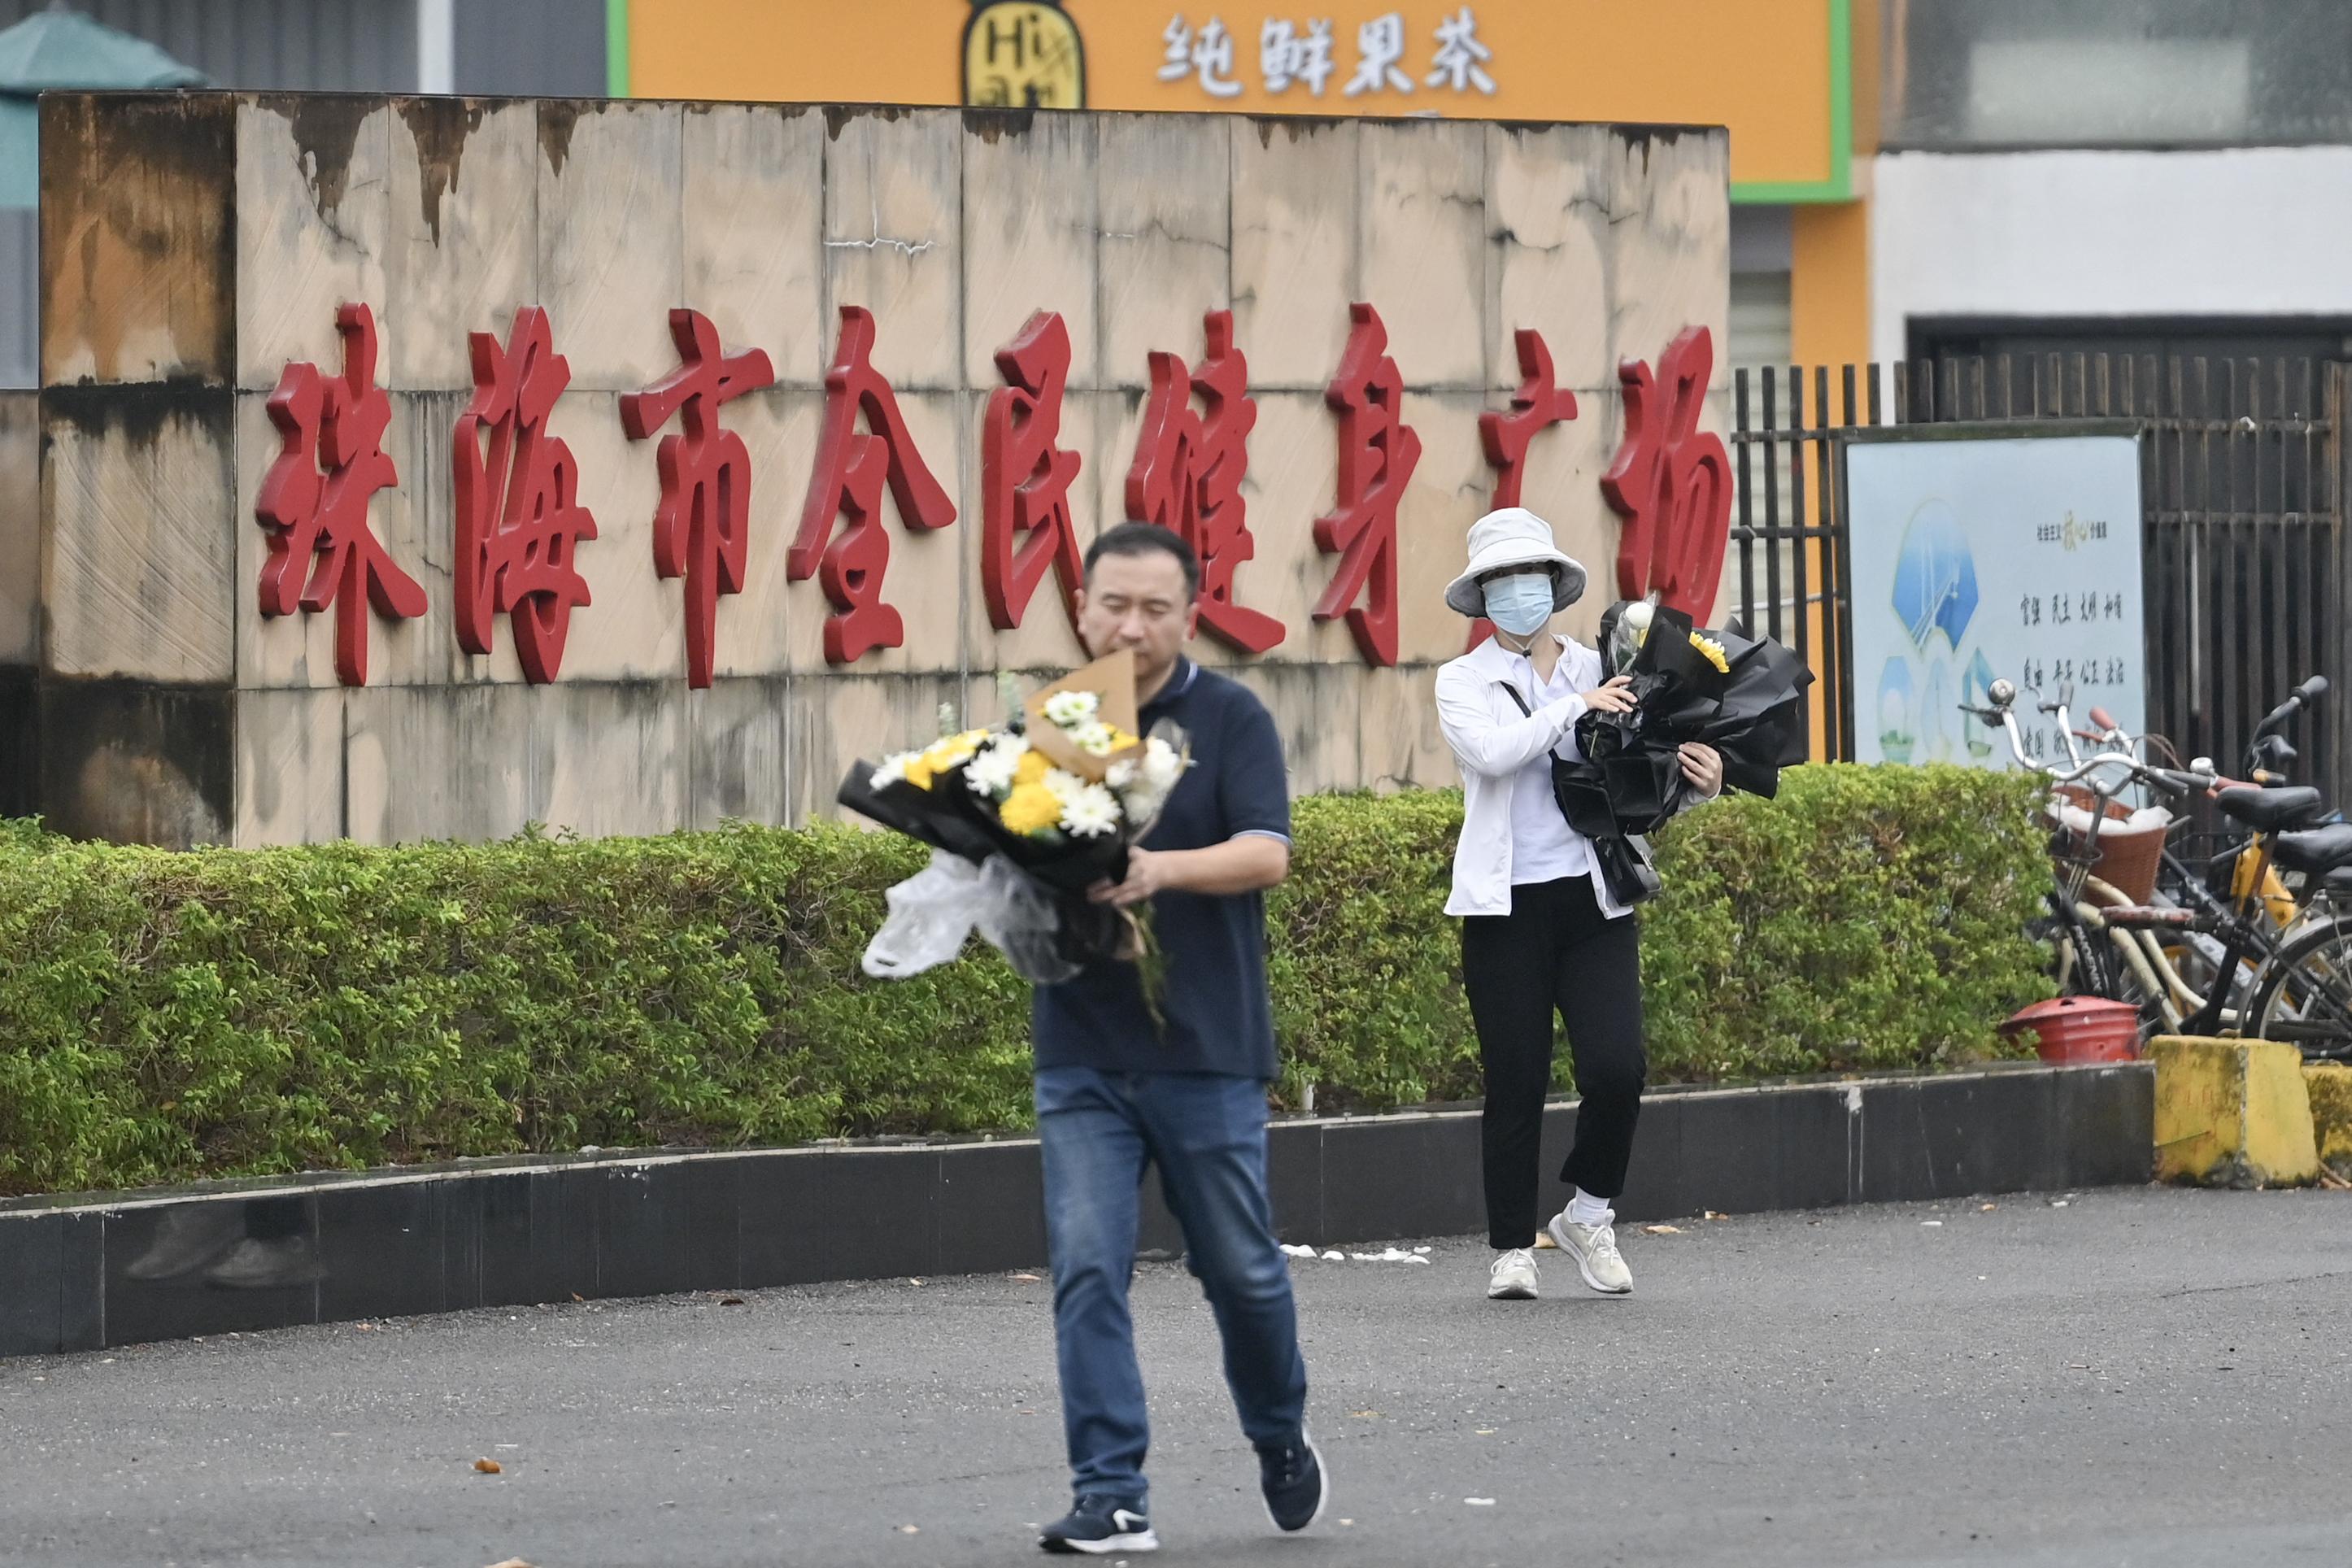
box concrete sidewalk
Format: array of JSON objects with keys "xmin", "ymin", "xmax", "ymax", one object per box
[{"xmin": 4, "ymin": 1186, "xmax": 2350, "ymax": 1568}]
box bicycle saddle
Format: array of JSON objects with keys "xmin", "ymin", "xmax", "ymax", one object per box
[
  {"xmin": 2215, "ymin": 784, "xmax": 2324, "ymax": 833},
  {"xmin": 2271, "ymin": 823, "xmax": 2352, "ymax": 875}
]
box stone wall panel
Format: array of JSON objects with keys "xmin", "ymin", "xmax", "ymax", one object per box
[
  {"xmin": 42, "ymin": 385, "xmax": 236, "ymax": 684},
  {"xmin": 29, "ymin": 93, "xmax": 1731, "ymax": 846},
  {"xmin": 40, "ymin": 94, "xmax": 235, "ymax": 386}
]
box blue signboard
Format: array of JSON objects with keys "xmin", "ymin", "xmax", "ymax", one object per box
[{"xmin": 1845, "ymin": 429, "xmax": 2144, "ymax": 769}]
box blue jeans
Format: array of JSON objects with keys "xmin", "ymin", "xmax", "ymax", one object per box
[{"xmin": 1034, "ymin": 1067, "xmax": 1309, "ymax": 1509}]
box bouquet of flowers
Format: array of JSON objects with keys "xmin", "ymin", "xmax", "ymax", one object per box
[
  {"xmin": 1557, "ymin": 596, "xmax": 1814, "ymax": 904},
  {"xmin": 837, "ymin": 650, "xmax": 1191, "ymax": 984}
]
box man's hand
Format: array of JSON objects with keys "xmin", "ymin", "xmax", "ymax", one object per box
[
  {"xmin": 1085, "ymin": 836, "xmax": 1289, "ymax": 907},
  {"xmin": 1089, "ymin": 847, "xmax": 1173, "ymax": 908},
  {"xmin": 1679, "ymin": 742, "xmax": 1724, "ymax": 796}
]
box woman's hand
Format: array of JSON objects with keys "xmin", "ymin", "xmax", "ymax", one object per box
[
  {"xmin": 1679, "ymin": 743, "xmax": 1724, "ymax": 796},
  {"xmin": 1579, "ymin": 674, "xmax": 1638, "ymax": 714}
]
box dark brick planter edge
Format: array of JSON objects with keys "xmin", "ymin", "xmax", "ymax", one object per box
[{"xmin": 0, "ymin": 1061, "xmax": 2152, "ymax": 1356}]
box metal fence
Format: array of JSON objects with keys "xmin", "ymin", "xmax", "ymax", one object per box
[{"xmin": 1729, "ymin": 354, "xmax": 2350, "ymax": 804}]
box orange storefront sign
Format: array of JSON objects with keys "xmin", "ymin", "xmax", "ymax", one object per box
[{"xmin": 626, "ymin": 0, "xmax": 1853, "ymax": 199}]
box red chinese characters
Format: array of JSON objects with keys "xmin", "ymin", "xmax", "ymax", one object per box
[
  {"xmin": 621, "ymin": 309, "xmax": 776, "ymax": 688},
  {"xmin": 247, "ymin": 294, "xmax": 1737, "ymax": 695},
  {"xmin": 1124, "ymin": 308, "xmax": 1283, "ymax": 655},
  {"xmin": 1479, "ymin": 328, "xmax": 1578, "ymax": 509},
  {"xmin": 1467, "ymin": 327, "xmax": 1580, "ymax": 649},
  {"xmin": 254, "ymin": 303, "xmax": 427, "ymax": 686},
  {"xmin": 789, "ymin": 307, "xmax": 959, "ymax": 664},
  {"xmin": 1601, "ymin": 325, "xmax": 1732, "ymax": 624},
  {"xmin": 982, "ymin": 311, "xmax": 1086, "ymax": 632},
  {"xmin": 1312, "ymin": 303, "xmax": 1420, "ymax": 667},
  {"xmin": 454, "ymin": 307, "xmax": 599, "ymax": 684}
]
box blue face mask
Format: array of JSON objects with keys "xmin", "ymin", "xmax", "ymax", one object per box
[{"xmin": 1482, "ymin": 573, "xmax": 1556, "ymax": 638}]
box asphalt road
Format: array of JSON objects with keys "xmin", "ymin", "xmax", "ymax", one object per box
[{"xmin": 6, "ymin": 1185, "xmax": 2352, "ymax": 1568}]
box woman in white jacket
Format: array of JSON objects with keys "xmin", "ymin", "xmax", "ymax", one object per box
[{"xmin": 1434, "ymin": 507, "xmax": 1721, "ymax": 1302}]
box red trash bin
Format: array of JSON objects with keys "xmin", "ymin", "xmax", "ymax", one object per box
[{"xmin": 1999, "ymin": 996, "xmax": 2143, "ymax": 1063}]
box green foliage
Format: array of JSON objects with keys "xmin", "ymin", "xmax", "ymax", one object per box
[
  {"xmin": 0, "ymin": 765, "xmax": 2052, "ymax": 1196},
  {"xmin": 1638, "ymin": 764, "xmax": 2058, "ymax": 1081},
  {"xmin": 1273, "ymin": 764, "xmax": 2055, "ymax": 1110}
]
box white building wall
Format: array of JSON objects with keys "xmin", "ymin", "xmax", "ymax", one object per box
[{"xmin": 1869, "ymin": 147, "xmax": 2352, "ymax": 364}]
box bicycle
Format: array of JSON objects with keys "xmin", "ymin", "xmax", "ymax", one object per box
[
  {"xmin": 1965, "ymin": 678, "xmax": 2197, "ymax": 1010},
  {"xmin": 1966, "ymin": 677, "xmax": 2352, "ymax": 1058},
  {"xmin": 2071, "ymin": 688, "xmax": 2328, "ymax": 1033},
  {"xmin": 1964, "ymin": 679, "xmax": 2338, "ymax": 1044}
]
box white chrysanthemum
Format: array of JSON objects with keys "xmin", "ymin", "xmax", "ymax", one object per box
[
  {"xmin": 1060, "ymin": 782, "xmax": 1122, "ymax": 838},
  {"xmin": 1042, "ymin": 767, "xmax": 1089, "ymax": 805},
  {"xmin": 1139, "ymin": 737, "xmax": 1187, "ymax": 793},
  {"xmin": 870, "ymin": 753, "xmax": 912, "ymax": 788},
  {"xmin": 1073, "ymin": 720, "xmax": 1120, "ymax": 756},
  {"xmin": 963, "ymin": 743, "xmax": 1021, "ymax": 797},
  {"xmin": 1043, "ymin": 690, "xmax": 1100, "ymax": 726},
  {"xmin": 1106, "ymin": 757, "xmax": 1139, "ymax": 790}
]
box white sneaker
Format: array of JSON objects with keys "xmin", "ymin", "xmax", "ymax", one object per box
[
  {"xmin": 1547, "ymin": 1212, "xmax": 1633, "ymax": 1294},
  {"xmin": 1487, "ymin": 1248, "xmax": 1539, "ymax": 1300}
]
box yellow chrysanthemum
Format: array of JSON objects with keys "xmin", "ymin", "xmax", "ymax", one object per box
[
  {"xmin": 902, "ymin": 755, "xmax": 937, "ymax": 791},
  {"xmin": 921, "ymin": 730, "xmax": 987, "ymax": 773},
  {"xmin": 1000, "ymin": 780, "xmax": 1064, "ymax": 836},
  {"xmin": 1013, "ymin": 749, "xmax": 1051, "ymax": 786},
  {"xmin": 1690, "ymin": 633, "xmax": 1730, "ymax": 674}
]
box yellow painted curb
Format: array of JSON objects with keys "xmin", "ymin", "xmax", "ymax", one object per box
[
  {"xmin": 2151, "ymin": 1036, "xmax": 2319, "ymax": 1187},
  {"xmin": 2305, "ymin": 1063, "xmax": 2352, "ymax": 1178}
]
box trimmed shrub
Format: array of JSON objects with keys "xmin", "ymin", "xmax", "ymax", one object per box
[
  {"xmin": 0, "ymin": 765, "xmax": 2051, "ymax": 1196},
  {"xmin": 1273, "ymin": 764, "xmax": 2055, "ymax": 1107}
]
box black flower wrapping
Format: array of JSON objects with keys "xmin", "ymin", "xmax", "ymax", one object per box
[
  {"xmin": 837, "ymin": 760, "xmax": 1132, "ymax": 969},
  {"xmin": 1554, "ymin": 602, "xmax": 1814, "ymax": 905}
]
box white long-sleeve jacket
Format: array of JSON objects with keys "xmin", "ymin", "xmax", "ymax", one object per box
[{"xmin": 1435, "ymin": 631, "xmax": 1720, "ymax": 918}]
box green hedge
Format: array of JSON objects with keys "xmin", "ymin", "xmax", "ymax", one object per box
[{"xmin": 0, "ymin": 765, "xmax": 2052, "ymax": 1197}]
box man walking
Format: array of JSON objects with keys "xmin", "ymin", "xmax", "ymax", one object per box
[{"xmin": 1030, "ymin": 522, "xmax": 1325, "ymax": 1556}]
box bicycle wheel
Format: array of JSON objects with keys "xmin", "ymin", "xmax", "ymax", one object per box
[
  {"xmin": 2246, "ymin": 917, "xmax": 2352, "ymax": 1061},
  {"xmin": 2154, "ymin": 930, "xmax": 2255, "ymax": 1028},
  {"xmin": 2109, "ymin": 934, "xmax": 2173, "ymax": 1033},
  {"xmin": 2039, "ymin": 897, "xmax": 2118, "ymax": 1000}
]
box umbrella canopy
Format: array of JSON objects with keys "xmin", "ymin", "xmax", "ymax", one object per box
[
  {"xmin": 0, "ymin": 7, "xmax": 206, "ymax": 208},
  {"xmin": 1890, "ymin": 499, "xmax": 1980, "ymax": 653}
]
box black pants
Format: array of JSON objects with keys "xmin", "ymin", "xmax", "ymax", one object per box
[{"xmin": 1461, "ymin": 876, "xmax": 1646, "ymax": 1249}]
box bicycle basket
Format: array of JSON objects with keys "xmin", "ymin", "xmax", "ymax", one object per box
[{"xmin": 2050, "ymin": 786, "xmax": 2170, "ymax": 905}]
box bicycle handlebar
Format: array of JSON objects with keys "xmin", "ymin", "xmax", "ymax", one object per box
[
  {"xmin": 1971, "ymin": 701, "xmax": 2145, "ymax": 791},
  {"xmin": 1970, "ymin": 674, "xmax": 2319, "ymax": 796},
  {"xmin": 2256, "ymin": 675, "xmax": 2329, "ymax": 737},
  {"xmin": 1959, "ymin": 694, "xmax": 2203, "ymax": 805}
]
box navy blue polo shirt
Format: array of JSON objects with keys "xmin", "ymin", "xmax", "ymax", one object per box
[{"xmin": 1031, "ymin": 657, "xmax": 1291, "ymax": 1080}]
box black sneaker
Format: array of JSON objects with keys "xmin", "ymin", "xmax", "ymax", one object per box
[
  {"xmin": 1257, "ymin": 1429, "xmax": 1327, "ymax": 1533},
  {"xmin": 1038, "ymin": 1496, "xmax": 1157, "ymax": 1555}
]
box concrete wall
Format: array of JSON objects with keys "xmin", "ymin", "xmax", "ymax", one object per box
[
  {"xmin": 29, "ymin": 93, "xmax": 1727, "ymax": 847},
  {"xmin": 0, "ymin": 388, "xmax": 33, "ymax": 816},
  {"xmin": 1869, "ymin": 147, "xmax": 2352, "ymax": 364}
]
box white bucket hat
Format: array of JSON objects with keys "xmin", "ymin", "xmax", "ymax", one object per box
[{"xmin": 1443, "ymin": 507, "xmax": 1589, "ymax": 619}]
